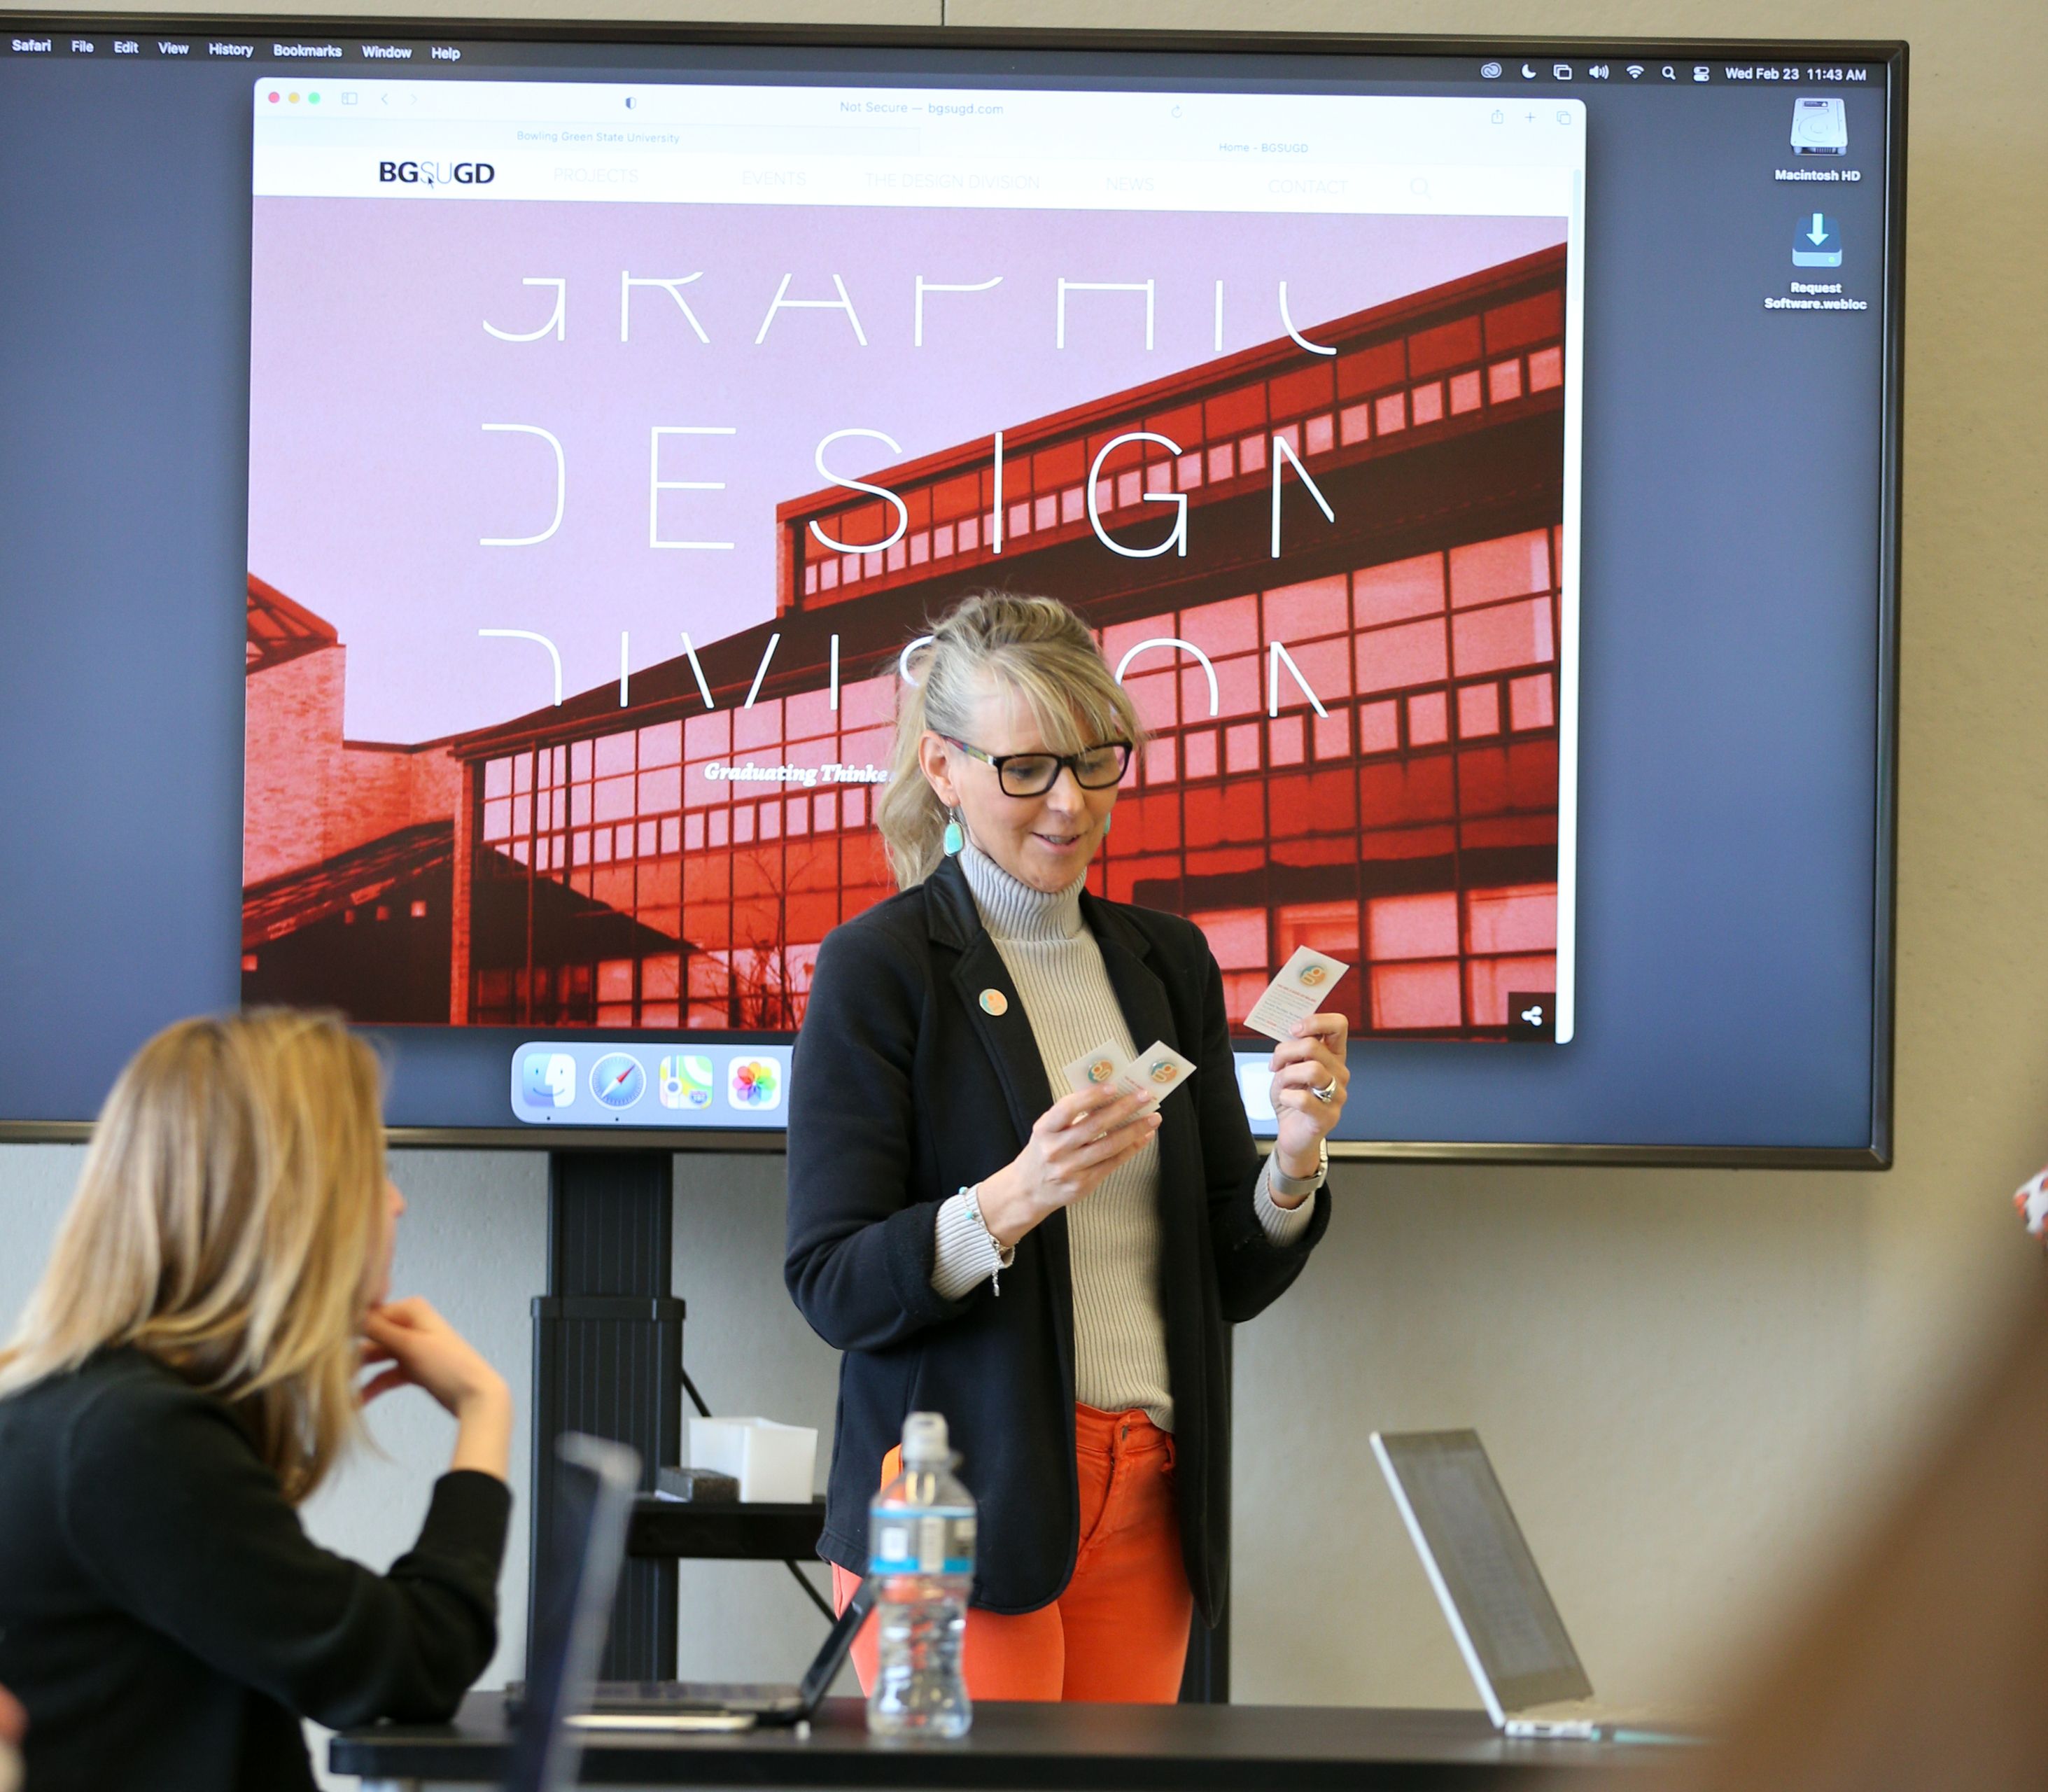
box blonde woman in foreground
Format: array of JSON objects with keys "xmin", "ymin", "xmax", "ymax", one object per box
[{"xmin": 0, "ymin": 1010, "xmax": 514, "ymax": 1792}]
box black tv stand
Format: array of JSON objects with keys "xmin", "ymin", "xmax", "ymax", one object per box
[{"xmin": 529, "ymin": 1148, "xmax": 682, "ymax": 1680}]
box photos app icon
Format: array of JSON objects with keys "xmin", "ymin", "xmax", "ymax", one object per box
[{"xmin": 728, "ymin": 1058, "xmax": 782, "ymax": 1111}]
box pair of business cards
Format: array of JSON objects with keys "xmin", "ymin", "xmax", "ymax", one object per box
[{"xmin": 1061, "ymin": 1037, "xmax": 1197, "ymax": 1113}]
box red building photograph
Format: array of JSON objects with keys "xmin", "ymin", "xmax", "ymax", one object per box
[{"xmin": 244, "ymin": 244, "xmax": 1569, "ymax": 1042}]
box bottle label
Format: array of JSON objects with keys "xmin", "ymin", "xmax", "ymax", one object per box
[{"xmin": 869, "ymin": 1506, "xmax": 974, "ymax": 1576}]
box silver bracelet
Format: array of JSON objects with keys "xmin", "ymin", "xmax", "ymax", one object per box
[{"xmin": 960, "ymin": 1183, "xmax": 1016, "ymax": 1295}]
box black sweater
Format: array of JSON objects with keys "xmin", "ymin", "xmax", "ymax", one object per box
[{"xmin": 0, "ymin": 1347, "xmax": 510, "ymax": 1792}]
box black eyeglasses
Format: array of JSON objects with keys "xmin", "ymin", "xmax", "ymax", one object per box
[{"xmin": 937, "ymin": 734, "xmax": 1133, "ymax": 798}]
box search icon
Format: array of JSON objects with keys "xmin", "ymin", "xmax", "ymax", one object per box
[{"xmin": 1661, "ymin": 64, "xmax": 1676, "ymax": 79}]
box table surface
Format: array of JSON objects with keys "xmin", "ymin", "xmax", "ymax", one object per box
[{"xmin": 331, "ymin": 1693, "xmax": 1685, "ymax": 1788}]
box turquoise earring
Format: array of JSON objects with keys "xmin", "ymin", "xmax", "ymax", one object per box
[
  {"xmin": 1103, "ymin": 807, "xmax": 1113, "ymax": 837},
  {"xmin": 942, "ymin": 809, "xmax": 965, "ymax": 855}
]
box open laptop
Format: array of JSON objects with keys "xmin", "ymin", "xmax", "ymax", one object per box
[
  {"xmin": 504, "ymin": 1432, "xmax": 646, "ymax": 1792},
  {"xmin": 567, "ymin": 1579, "xmax": 870, "ymax": 1728},
  {"xmin": 507, "ymin": 1567, "xmax": 870, "ymax": 1731},
  {"xmin": 1370, "ymin": 1429, "xmax": 1692, "ymax": 1744}
]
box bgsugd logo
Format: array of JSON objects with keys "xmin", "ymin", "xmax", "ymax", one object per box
[{"xmin": 377, "ymin": 160, "xmax": 495, "ymax": 186}]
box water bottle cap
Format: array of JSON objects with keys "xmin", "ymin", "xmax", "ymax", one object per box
[{"xmin": 900, "ymin": 1410, "xmax": 950, "ymax": 1466}]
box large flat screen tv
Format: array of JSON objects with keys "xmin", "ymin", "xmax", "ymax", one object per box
[{"xmin": 0, "ymin": 21, "xmax": 1902, "ymax": 1161}]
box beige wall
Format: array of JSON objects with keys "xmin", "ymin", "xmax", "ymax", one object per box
[{"xmin": 6, "ymin": 0, "xmax": 2048, "ymax": 1729}]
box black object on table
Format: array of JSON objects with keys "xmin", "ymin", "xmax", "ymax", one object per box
[
  {"xmin": 627, "ymin": 1494, "xmax": 827, "ymax": 1562},
  {"xmin": 653, "ymin": 1467, "xmax": 740, "ymax": 1504},
  {"xmin": 332, "ymin": 1693, "xmax": 1677, "ymax": 1788}
]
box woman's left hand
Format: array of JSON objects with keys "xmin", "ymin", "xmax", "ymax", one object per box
[{"xmin": 1270, "ymin": 1013, "xmax": 1349, "ymax": 1187}]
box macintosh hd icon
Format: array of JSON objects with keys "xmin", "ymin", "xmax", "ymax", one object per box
[{"xmin": 1790, "ymin": 95, "xmax": 1848, "ymax": 155}]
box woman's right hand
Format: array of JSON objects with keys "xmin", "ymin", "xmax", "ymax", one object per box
[
  {"xmin": 360, "ymin": 1297, "xmax": 505, "ymax": 1420},
  {"xmin": 360, "ymin": 1298, "xmax": 513, "ymax": 1483},
  {"xmin": 976, "ymin": 1088, "xmax": 1163, "ymax": 1248}
]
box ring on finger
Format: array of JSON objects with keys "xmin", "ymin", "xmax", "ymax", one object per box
[{"xmin": 1312, "ymin": 1079, "xmax": 1338, "ymax": 1102}]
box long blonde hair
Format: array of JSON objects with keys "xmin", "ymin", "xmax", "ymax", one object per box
[
  {"xmin": 0, "ymin": 1009, "xmax": 386, "ymax": 1502},
  {"xmin": 876, "ymin": 591, "xmax": 1145, "ymax": 889}
]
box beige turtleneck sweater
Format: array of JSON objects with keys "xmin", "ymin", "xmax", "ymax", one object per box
[{"xmin": 929, "ymin": 840, "xmax": 1312, "ymax": 1430}]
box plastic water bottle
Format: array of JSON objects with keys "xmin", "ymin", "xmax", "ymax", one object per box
[{"xmin": 866, "ymin": 1410, "xmax": 974, "ymax": 1738}]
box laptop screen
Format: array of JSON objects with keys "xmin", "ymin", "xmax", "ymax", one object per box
[
  {"xmin": 796, "ymin": 1583, "xmax": 871, "ymax": 1714},
  {"xmin": 505, "ymin": 1435, "xmax": 640, "ymax": 1792},
  {"xmin": 1372, "ymin": 1430, "xmax": 1593, "ymax": 1717}
]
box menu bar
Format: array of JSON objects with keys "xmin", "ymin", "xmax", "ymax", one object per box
[
  {"xmin": 4, "ymin": 32, "xmax": 474, "ymax": 61},
  {"xmin": 1475, "ymin": 55, "xmax": 1879, "ymax": 86},
  {"xmin": 5, "ymin": 34, "xmax": 1891, "ymax": 84}
]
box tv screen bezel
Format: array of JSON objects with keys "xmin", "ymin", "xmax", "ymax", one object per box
[{"xmin": 0, "ymin": 15, "xmax": 1905, "ymax": 1166}]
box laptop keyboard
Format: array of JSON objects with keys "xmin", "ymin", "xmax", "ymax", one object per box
[{"xmin": 594, "ymin": 1680, "xmax": 784, "ymax": 1707}]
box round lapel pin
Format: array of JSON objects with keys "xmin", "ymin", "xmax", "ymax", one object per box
[{"xmin": 979, "ymin": 989, "xmax": 1009, "ymax": 1016}]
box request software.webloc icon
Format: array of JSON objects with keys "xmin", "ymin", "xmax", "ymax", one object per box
[{"xmin": 1793, "ymin": 213, "xmax": 1843, "ymax": 267}]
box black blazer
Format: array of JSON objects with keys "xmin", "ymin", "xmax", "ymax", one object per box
[
  {"xmin": 0, "ymin": 1347, "xmax": 510, "ymax": 1792},
  {"xmin": 785, "ymin": 853, "xmax": 1331, "ymax": 1623}
]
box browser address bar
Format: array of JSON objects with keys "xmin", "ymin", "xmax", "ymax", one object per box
[{"xmin": 504, "ymin": 121, "xmax": 924, "ymax": 157}]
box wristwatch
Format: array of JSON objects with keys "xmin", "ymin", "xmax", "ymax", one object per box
[{"xmin": 1268, "ymin": 1138, "xmax": 1328, "ymax": 1200}]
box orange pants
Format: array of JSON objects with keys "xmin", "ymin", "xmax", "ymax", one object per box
[{"xmin": 832, "ymin": 1402, "xmax": 1194, "ymax": 1703}]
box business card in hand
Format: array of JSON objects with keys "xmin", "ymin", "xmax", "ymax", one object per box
[
  {"xmin": 1118, "ymin": 1042, "xmax": 1198, "ymax": 1109},
  {"xmin": 1063, "ymin": 1039, "xmax": 1128, "ymax": 1096},
  {"xmin": 1243, "ymin": 946, "xmax": 1353, "ymax": 1042}
]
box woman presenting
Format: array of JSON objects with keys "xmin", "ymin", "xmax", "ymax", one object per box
[{"xmin": 786, "ymin": 592, "xmax": 1345, "ymax": 1703}]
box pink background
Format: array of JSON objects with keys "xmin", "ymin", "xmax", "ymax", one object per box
[{"xmin": 248, "ymin": 199, "xmax": 1565, "ymax": 743}]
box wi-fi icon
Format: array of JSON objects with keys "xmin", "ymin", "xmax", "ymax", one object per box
[{"xmin": 1626, "ymin": 63, "xmax": 1645, "ymax": 78}]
